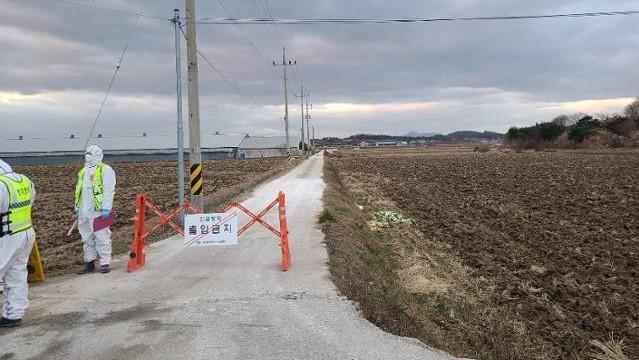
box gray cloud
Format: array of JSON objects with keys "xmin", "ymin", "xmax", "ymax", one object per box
[{"xmin": 1, "ymin": 0, "xmax": 638, "ymax": 140}]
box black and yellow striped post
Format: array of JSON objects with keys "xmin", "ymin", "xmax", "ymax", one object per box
[{"xmin": 190, "ymin": 163, "xmax": 203, "ymax": 199}]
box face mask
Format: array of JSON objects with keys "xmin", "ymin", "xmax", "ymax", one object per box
[{"xmin": 84, "ymin": 146, "xmax": 103, "ymax": 165}]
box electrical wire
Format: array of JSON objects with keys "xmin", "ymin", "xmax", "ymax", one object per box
[
  {"xmin": 260, "ymin": 0, "xmax": 303, "ymax": 93},
  {"xmin": 249, "ymin": 0, "xmax": 279, "ymax": 52},
  {"xmin": 35, "ymin": 0, "xmax": 169, "ymax": 21},
  {"xmin": 84, "ymin": 16, "xmax": 140, "ymax": 150},
  {"xmin": 197, "ymin": 48, "xmax": 261, "ymax": 109},
  {"xmin": 180, "ymin": 27, "xmax": 279, "ymax": 116},
  {"xmin": 35, "ymin": 0, "xmax": 290, "ymax": 113},
  {"xmin": 215, "ymin": 0, "xmax": 284, "ymax": 81},
  {"xmin": 196, "ymin": 10, "xmax": 639, "ymax": 24},
  {"xmin": 261, "ymin": 0, "xmax": 286, "ymax": 51},
  {"xmin": 31, "ymin": 1, "xmax": 639, "ymax": 24}
]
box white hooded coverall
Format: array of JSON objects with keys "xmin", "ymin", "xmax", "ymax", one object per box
[
  {"xmin": 0, "ymin": 159, "xmax": 36, "ymax": 320},
  {"xmin": 76, "ymin": 145, "xmax": 116, "ymax": 266}
]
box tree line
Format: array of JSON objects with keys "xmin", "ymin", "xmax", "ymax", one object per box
[{"xmin": 507, "ymin": 98, "xmax": 639, "ymax": 149}]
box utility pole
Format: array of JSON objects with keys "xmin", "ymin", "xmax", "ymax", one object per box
[
  {"xmin": 305, "ymin": 99, "xmax": 312, "ymax": 153},
  {"xmin": 312, "ymin": 126, "xmax": 315, "ymax": 149},
  {"xmin": 172, "ymin": 9, "xmax": 185, "ymax": 221},
  {"xmin": 295, "ymin": 87, "xmax": 309, "ymax": 157},
  {"xmin": 274, "ymin": 48, "xmax": 295, "ymax": 159},
  {"xmin": 185, "ymin": 0, "xmax": 203, "ymax": 211}
]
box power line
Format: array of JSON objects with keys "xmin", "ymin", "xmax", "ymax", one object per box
[
  {"xmin": 261, "ymin": 0, "xmax": 286, "ymax": 49},
  {"xmin": 198, "ymin": 50, "xmax": 259, "ymax": 109},
  {"xmin": 259, "ymin": 0, "xmax": 303, "ymax": 91},
  {"xmin": 215, "ymin": 0, "xmax": 283, "ymax": 81},
  {"xmin": 180, "ymin": 27, "xmax": 280, "ymax": 117},
  {"xmin": 196, "ymin": 10, "xmax": 639, "ymax": 24},
  {"xmin": 35, "ymin": 0, "xmax": 170, "ymax": 21},
  {"xmin": 249, "ymin": 0, "xmax": 278, "ymax": 46},
  {"xmin": 214, "ymin": 0, "xmax": 302, "ymax": 111},
  {"xmin": 85, "ymin": 16, "xmax": 140, "ymax": 150},
  {"xmin": 249, "ymin": 0, "xmax": 285, "ymax": 79},
  {"xmin": 31, "ymin": 1, "xmax": 639, "ymax": 24}
]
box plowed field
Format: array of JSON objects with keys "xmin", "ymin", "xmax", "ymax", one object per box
[
  {"xmin": 14, "ymin": 158, "xmax": 292, "ymax": 276},
  {"xmin": 324, "ymin": 148, "xmax": 638, "ymax": 359}
]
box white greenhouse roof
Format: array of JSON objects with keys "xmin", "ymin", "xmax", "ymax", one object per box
[
  {"xmin": 0, "ymin": 134, "xmax": 247, "ymax": 157},
  {"xmin": 239, "ymin": 135, "xmax": 302, "ymax": 150}
]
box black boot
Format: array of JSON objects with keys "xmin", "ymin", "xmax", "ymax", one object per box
[
  {"xmin": 77, "ymin": 260, "xmax": 95, "ymax": 274},
  {"xmin": 0, "ymin": 317, "xmax": 22, "ymax": 328},
  {"xmin": 100, "ymin": 264, "xmax": 110, "ymax": 274}
]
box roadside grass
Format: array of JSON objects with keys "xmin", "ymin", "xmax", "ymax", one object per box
[
  {"xmin": 589, "ymin": 337, "xmax": 631, "ymax": 360},
  {"xmin": 318, "ymin": 208, "xmax": 337, "ymax": 223}
]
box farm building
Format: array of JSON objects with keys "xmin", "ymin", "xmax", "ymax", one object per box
[
  {"xmin": 0, "ymin": 134, "xmax": 245, "ymax": 164},
  {"xmin": 375, "ymin": 140, "xmax": 401, "ymax": 147},
  {"xmin": 237, "ymin": 135, "xmax": 301, "ymax": 159},
  {"xmin": 0, "ymin": 133, "xmax": 301, "ymax": 164}
]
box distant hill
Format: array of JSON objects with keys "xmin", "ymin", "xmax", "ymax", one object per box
[
  {"xmin": 404, "ymin": 131, "xmax": 441, "ymax": 137},
  {"xmin": 319, "ymin": 130, "xmax": 504, "ymax": 146},
  {"xmin": 444, "ymin": 130, "xmax": 504, "ymax": 140}
]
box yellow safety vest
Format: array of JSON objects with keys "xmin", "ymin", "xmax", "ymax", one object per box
[
  {"xmin": 0, "ymin": 174, "xmax": 33, "ymax": 236},
  {"xmin": 75, "ymin": 163, "xmax": 104, "ymax": 211}
]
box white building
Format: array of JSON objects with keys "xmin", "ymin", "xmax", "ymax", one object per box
[
  {"xmin": 237, "ymin": 135, "xmax": 301, "ymax": 159},
  {"xmin": 0, "ymin": 133, "xmax": 302, "ymax": 163}
]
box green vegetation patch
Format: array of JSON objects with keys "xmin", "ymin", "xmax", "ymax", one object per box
[{"xmin": 374, "ymin": 210, "xmax": 415, "ymax": 226}]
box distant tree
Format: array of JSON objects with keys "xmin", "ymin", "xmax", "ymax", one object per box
[
  {"xmin": 568, "ymin": 116, "xmax": 601, "ymax": 143},
  {"xmin": 603, "ymin": 115, "xmax": 635, "ymax": 137},
  {"xmin": 506, "ymin": 122, "xmax": 564, "ymax": 149},
  {"xmin": 552, "ymin": 114, "xmax": 570, "ymax": 127},
  {"xmin": 623, "ymin": 98, "xmax": 639, "ymax": 126},
  {"xmin": 566, "ymin": 113, "xmax": 588, "ymax": 127},
  {"xmin": 538, "ymin": 122, "xmax": 565, "ymax": 142}
]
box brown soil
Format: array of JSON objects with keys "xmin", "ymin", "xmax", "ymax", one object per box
[
  {"xmin": 14, "ymin": 158, "xmax": 296, "ymax": 277},
  {"xmin": 323, "ymin": 148, "xmax": 638, "ymax": 359}
]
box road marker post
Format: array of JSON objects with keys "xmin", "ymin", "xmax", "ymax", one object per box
[
  {"xmin": 127, "ymin": 194, "xmax": 146, "ymax": 272},
  {"xmin": 278, "ymin": 191, "xmax": 291, "ymax": 271}
]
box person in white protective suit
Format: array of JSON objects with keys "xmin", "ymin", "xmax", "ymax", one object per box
[
  {"xmin": 75, "ymin": 145, "xmax": 116, "ymax": 274},
  {"xmin": 0, "ymin": 159, "xmax": 36, "ymax": 328}
]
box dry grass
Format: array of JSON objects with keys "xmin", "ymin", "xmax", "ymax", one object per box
[{"xmin": 589, "ymin": 336, "xmax": 630, "ymax": 360}]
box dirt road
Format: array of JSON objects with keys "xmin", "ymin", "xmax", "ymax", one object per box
[{"xmin": 0, "ymin": 154, "xmax": 454, "ymax": 360}]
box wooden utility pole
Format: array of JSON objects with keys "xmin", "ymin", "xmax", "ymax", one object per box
[
  {"xmin": 305, "ymin": 98, "xmax": 312, "ymax": 153},
  {"xmin": 274, "ymin": 48, "xmax": 295, "ymax": 159},
  {"xmin": 295, "ymin": 87, "xmax": 309, "ymax": 157},
  {"xmin": 172, "ymin": 9, "xmax": 186, "ymax": 221},
  {"xmin": 185, "ymin": 0, "xmax": 203, "ymax": 210}
]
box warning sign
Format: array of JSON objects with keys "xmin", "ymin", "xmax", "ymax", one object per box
[{"xmin": 184, "ymin": 212, "xmax": 238, "ymax": 247}]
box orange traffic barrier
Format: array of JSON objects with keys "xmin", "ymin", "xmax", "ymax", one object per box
[
  {"xmin": 126, "ymin": 194, "xmax": 201, "ymax": 272},
  {"xmin": 220, "ymin": 191, "xmax": 291, "ymax": 271},
  {"xmin": 126, "ymin": 191, "xmax": 291, "ymax": 273}
]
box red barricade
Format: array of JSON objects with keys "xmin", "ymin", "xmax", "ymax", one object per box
[{"xmin": 126, "ymin": 192, "xmax": 291, "ymax": 273}]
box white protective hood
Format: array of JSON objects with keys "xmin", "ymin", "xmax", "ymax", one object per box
[
  {"xmin": 85, "ymin": 145, "xmax": 104, "ymax": 166},
  {"xmin": 0, "ymin": 159, "xmax": 20, "ymax": 181},
  {"xmin": 0, "ymin": 159, "xmax": 12, "ymax": 175}
]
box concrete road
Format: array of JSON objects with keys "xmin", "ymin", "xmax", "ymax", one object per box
[{"xmin": 1, "ymin": 154, "xmax": 455, "ymax": 360}]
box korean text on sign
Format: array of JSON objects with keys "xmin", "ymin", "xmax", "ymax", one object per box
[{"xmin": 184, "ymin": 212, "xmax": 238, "ymax": 247}]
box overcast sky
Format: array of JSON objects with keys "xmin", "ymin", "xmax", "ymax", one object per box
[{"xmin": 1, "ymin": 0, "xmax": 638, "ymax": 139}]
